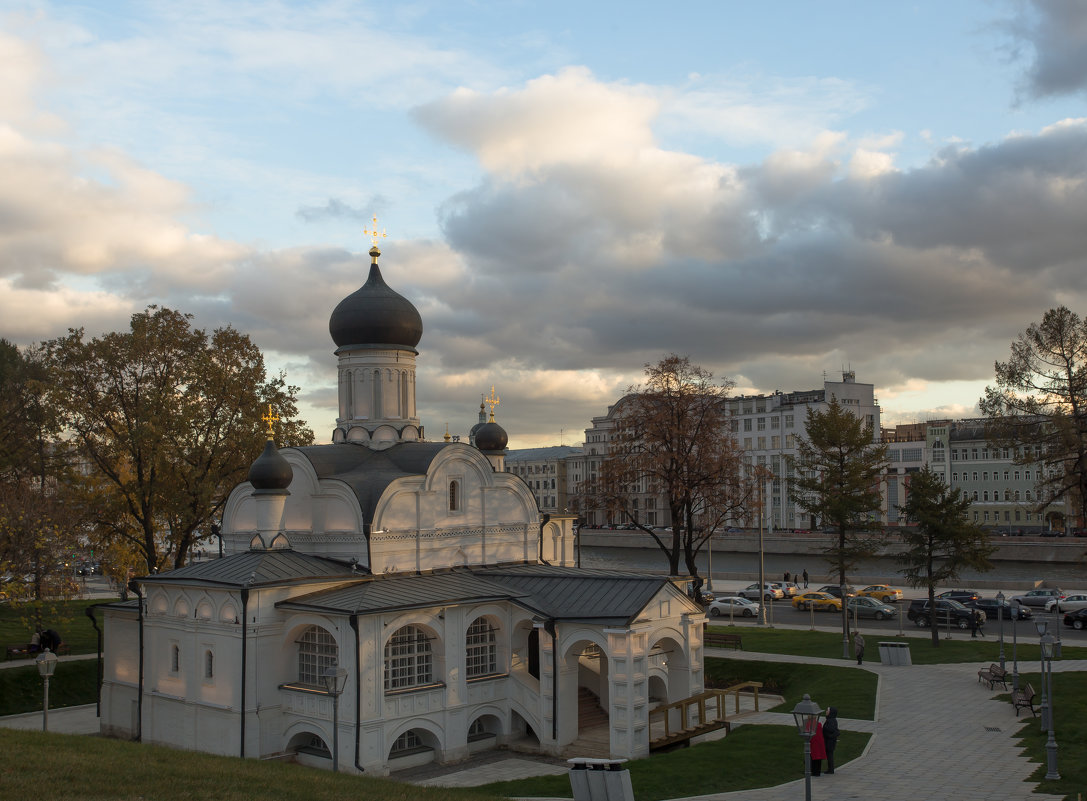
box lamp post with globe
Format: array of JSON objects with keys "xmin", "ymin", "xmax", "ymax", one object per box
[
  {"xmin": 35, "ymin": 648, "xmax": 58, "ymax": 731},
  {"xmin": 995, "ymin": 591, "xmax": 1006, "ymax": 669},
  {"xmin": 322, "ymin": 665, "xmax": 349, "ymax": 772},
  {"xmin": 792, "ymin": 693, "xmax": 824, "ymax": 801}
]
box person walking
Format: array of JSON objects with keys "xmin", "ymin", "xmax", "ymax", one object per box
[
  {"xmin": 809, "ymin": 719, "xmax": 827, "ymax": 776},
  {"xmin": 802, "ymin": 568, "xmax": 809, "ymax": 588},
  {"xmin": 853, "ymin": 631, "xmax": 865, "ymax": 665},
  {"xmin": 970, "ymin": 609, "xmax": 979, "ymax": 638},
  {"xmin": 784, "ymin": 570, "xmax": 790, "ymax": 583},
  {"xmin": 823, "ymin": 707, "xmax": 840, "ymax": 774}
]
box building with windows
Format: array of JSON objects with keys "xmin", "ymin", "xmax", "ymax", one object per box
[
  {"xmin": 505, "ymin": 446, "xmax": 582, "ymax": 514},
  {"xmin": 97, "ymin": 243, "xmax": 706, "ymax": 774}
]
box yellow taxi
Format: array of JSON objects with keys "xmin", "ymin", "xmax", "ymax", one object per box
[
  {"xmin": 792, "ymin": 591, "xmax": 842, "ymax": 612},
  {"xmin": 856, "ymin": 584, "xmax": 903, "ymax": 603}
]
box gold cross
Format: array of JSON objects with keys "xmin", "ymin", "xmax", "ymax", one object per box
[
  {"xmin": 363, "ymin": 215, "xmax": 387, "ymax": 247},
  {"xmin": 261, "ymin": 404, "xmax": 280, "ymax": 438},
  {"xmin": 484, "ymin": 385, "xmax": 500, "ymax": 421}
]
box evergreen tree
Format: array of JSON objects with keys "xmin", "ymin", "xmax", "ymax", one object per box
[
  {"xmin": 792, "ymin": 397, "xmax": 889, "ymax": 657},
  {"xmin": 898, "ymin": 466, "xmax": 993, "ymax": 646}
]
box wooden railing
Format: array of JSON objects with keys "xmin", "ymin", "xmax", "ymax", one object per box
[{"xmin": 648, "ymin": 682, "xmax": 763, "ymax": 750}]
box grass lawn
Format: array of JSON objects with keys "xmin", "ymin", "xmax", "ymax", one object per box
[
  {"xmin": 0, "ymin": 728, "xmax": 504, "ymax": 801},
  {"xmin": 0, "ymin": 659, "xmax": 99, "ymax": 716},
  {"xmin": 712, "ymin": 624, "xmax": 1087, "ymax": 665},
  {"xmin": 479, "ymin": 726, "xmax": 870, "ymax": 801},
  {"xmin": 0, "ymin": 598, "xmax": 111, "ymax": 656},
  {"xmin": 1007, "ymin": 670, "xmax": 1086, "ymax": 801}
]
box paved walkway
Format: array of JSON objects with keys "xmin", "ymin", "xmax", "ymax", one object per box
[{"xmin": 3, "ymin": 650, "xmax": 1078, "ymax": 801}]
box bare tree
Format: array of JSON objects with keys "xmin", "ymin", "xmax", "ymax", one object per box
[{"xmin": 578, "ymin": 355, "xmax": 752, "ymax": 591}]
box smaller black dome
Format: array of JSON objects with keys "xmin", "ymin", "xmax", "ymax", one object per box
[
  {"xmin": 248, "ymin": 440, "xmax": 293, "ymax": 492},
  {"xmin": 474, "ymin": 421, "xmax": 508, "ymax": 452}
]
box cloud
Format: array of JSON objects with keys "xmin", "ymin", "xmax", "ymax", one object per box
[
  {"xmin": 296, "ymin": 197, "xmax": 386, "ymax": 223},
  {"xmin": 1002, "ymin": 0, "xmax": 1087, "ymax": 99}
]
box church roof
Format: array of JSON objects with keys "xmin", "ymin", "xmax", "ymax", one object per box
[
  {"xmin": 328, "ymin": 250, "xmax": 423, "ymax": 351},
  {"xmin": 137, "ymin": 549, "xmax": 360, "ymax": 589},
  {"xmin": 277, "ymin": 563, "xmax": 679, "ymax": 626},
  {"xmin": 292, "ymin": 441, "xmax": 451, "ymax": 524}
]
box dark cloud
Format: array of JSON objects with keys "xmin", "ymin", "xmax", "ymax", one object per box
[
  {"xmin": 1003, "ymin": 0, "xmax": 1087, "ymax": 99},
  {"xmin": 295, "ymin": 196, "xmax": 388, "ymax": 223}
]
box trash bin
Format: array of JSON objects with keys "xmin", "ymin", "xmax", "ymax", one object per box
[
  {"xmin": 878, "ymin": 641, "xmax": 911, "ymax": 666},
  {"xmin": 568, "ymin": 757, "xmax": 634, "ymax": 801}
]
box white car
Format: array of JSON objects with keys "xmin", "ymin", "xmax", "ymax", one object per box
[
  {"xmin": 707, "ymin": 596, "xmax": 760, "ymax": 618},
  {"xmin": 1046, "ymin": 593, "xmax": 1087, "ymax": 613},
  {"xmin": 739, "ymin": 582, "xmax": 785, "ymax": 601}
]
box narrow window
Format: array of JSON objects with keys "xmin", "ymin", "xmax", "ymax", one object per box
[
  {"xmin": 449, "ymin": 480, "xmax": 459, "ymax": 511},
  {"xmin": 205, "ymin": 650, "xmax": 214, "ymax": 679},
  {"xmin": 171, "ymin": 644, "xmax": 180, "ymax": 673}
]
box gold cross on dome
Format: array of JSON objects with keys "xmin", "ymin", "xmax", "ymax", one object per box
[
  {"xmin": 261, "ymin": 404, "xmax": 280, "ymax": 438},
  {"xmin": 363, "ymin": 215, "xmax": 387, "ymax": 247},
  {"xmin": 484, "ymin": 385, "xmax": 500, "ymax": 421}
]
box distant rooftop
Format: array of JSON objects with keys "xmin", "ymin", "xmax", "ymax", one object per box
[{"xmin": 506, "ymin": 445, "xmax": 583, "ymax": 460}]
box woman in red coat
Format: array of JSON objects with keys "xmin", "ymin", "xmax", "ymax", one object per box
[{"xmin": 809, "ymin": 721, "xmax": 827, "ymax": 776}]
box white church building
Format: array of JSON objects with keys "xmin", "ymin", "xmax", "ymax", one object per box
[{"xmin": 97, "ymin": 242, "xmax": 708, "ymax": 775}]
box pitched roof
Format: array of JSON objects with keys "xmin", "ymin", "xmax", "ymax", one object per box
[
  {"xmin": 137, "ymin": 549, "xmax": 360, "ymax": 589},
  {"xmin": 276, "ymin": 563, "xmax": 682, "ymax": 626}
]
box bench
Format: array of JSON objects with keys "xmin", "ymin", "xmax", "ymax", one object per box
[
  {"xmin": 1012, "ymin": 683, "xmax": 1037, "ymax": 717},
  {"xmin": 4, "ymin": 642, "xmax": 70, "ymax": 661},
  {"xmin": 703, "ymin": 632, "xmax": 743, "ymax": 650},
  {"xmin": 978, "ymin": 663, "xmax": 1008, "ymax": 689}
]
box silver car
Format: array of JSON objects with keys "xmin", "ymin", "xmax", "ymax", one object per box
[
  {"xmin": 846, "ymin": 596, "xmax": 897, "ymax": 620},
  {"xmin": 740, "ymin": 582, "xmax": 785, "ymax": 601},
  {"xmin": 707, "ymin": 596, "xmax": 760, "ymax": 618}
]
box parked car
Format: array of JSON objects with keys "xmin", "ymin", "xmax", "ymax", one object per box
[
  {"xmin": 856, "ymin": 584, "xmax": 903, "ymax": 603},
  {"xmin": 846, "ymin": 596, "xmax": 898, "ymax": 620},
  {"xmin": 816, "ymin": 584, "xmax": 857, "ymax": 599},
  {"xmin": 966, "ymin": 597, "xmax": 1033, "ymax": 620},
  {"xmin": 936, "ymin": 589, "xmax": 981, "ymax": 603},
  {"xmin": 707, "ymin": 596, "xmax": 760, "ymax": 618},
  {"xmin": 740, "ymin": 582, "xmax": 785, "ymax": 601},
  {"xmin": 1063, "ymin": 608, "xmax": 1087, "ymax": 630},
  {"xmin": 1045, "ymin": 593, "xmax": 1087, "ymax": 614},
  {"xmin": 792, "ymin": 591, "xmax": 841, "ymax": 612},
  {"xmin": 907, "ymin": 598, "xmax": 983, "ymax": 629},
  {"xmin": 1012, "ymin": 588, "xmax": 1064, "ymax": 608}
]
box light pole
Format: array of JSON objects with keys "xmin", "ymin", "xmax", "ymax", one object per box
[
  {"xmin": 1010, "ymin": 605, "xmax": 1019, "ymax": 691},
  {"xmin": 996, "ymin": 591, "xmax": 1006, "ymax": 670},
  {"xmin": 1035, "ymin": 620, "xmax": 1049, "ymax": 731},
  {"xmin": 1040, "ymin": 632, "xmax": 1059, "ymax": 780},
  {"xmin": 792, "ymin": 693, "xmax": 823, "ymax": 801},
  {"xmin": 322, "ymin": 665, "xmax": 348, "ymax": 772},
  {"xmin": 36, "ymin": 648, "xmax": 58, "ymax": 731}
]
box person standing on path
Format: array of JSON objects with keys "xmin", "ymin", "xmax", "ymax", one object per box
[
  {"xmin": 802, "ymin": 568, "xmax": 809, "ymax": 588},
  {"xmin": 809, "ymin": 720, "xmax": 827, "ymax": 776},
  {"xmin": 784, "ymin": 570, "xmax": 790, "ymax": 583},
  {"xmin": 970, "ymin": 609, "xmax": 979, "ymax": 638},
  {"xmin": 853, "ymin": 631, "xmax": 865, "ymax": 665},
  {"xmin": 822, "ymin": 707, "xmax": 840, "ymax": 774}
]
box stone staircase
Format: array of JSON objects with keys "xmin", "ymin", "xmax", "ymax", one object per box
[{"xmin": 564, "ymin": 688, "xmax": 611, "ymax": 758}]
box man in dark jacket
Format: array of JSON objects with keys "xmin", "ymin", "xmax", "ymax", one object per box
[{"xmin": 823, "ymin": 707, "xmax": 840, "ymax": 774}]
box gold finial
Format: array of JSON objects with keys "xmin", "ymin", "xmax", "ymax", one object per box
[
  {"xmin": 364, "ymin": 215, "xmax": 387, "ymax": 248},
  {"xmin": 261, "ymin": 404, "xmax": 280, "ymax": 439},
  {"xmin": 443, "ymin": 423, "xmax": 451, "ymax": 442},
  {"xmin": 484, "ymin": 385, "xmax": 500, "ymax": 422}
]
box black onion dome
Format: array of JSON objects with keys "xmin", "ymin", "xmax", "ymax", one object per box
[
  {"xmin": 248, "ymin": 440, "xmax": 293, "ymax": 492},
  {"xmin": 329, "ymin": 249, "xmax": 423, "ymax": 349},
  {"xmin": 474, "ymin": 421, "xmax": 508, "ymax": 452}
]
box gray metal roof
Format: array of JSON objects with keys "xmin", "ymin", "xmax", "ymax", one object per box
[
  {"xmin": 278, "ymin": 570, "xmax": 525, "ymax": 614},
  {"xmin": 277, "ymin": 563, "xmax": 678, "ymax": 626},
  {"xmin": 138, "ymin": 549, "xmax": 361, "ymax": 589},
  {"xmin": 291, "ymin": 441, "xmax": 451, "ymax": 524}
]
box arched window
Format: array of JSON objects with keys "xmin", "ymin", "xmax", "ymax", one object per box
[
  {"xmin": 385, "ymin": 625, "xmax": 432, "ymax": 691},
  {"xmin": 297, "ymin": 626, "xmax": 338, "ymax": 686},
  {"xmin": 391, "ymin": 730, "xmax": 423, "ymax": 755},
  {"xmin": 171, "ymin": 644, "xmax": 180, "ymax": 673},
  {"xmin": 449, "ymin": 480, "xmax": 460, "ymax": 511},
  {"xmin": 204, "ymin": 650, "xmax": 214, "ymax": 679},
  {"xmin": 465, "ymin": 617, "xmax": 497, "ymax": 678}
]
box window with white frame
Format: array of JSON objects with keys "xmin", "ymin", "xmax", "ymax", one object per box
[
  {"xmin": 297, "ymin": 626, "xmax": 338, "ymax": 686},
  {"xmin": 465, "ymin": 617, "xmax": 498, "ymax": 677},
  {"xmin": 204, "ymin": 650, "xmax": 214, "ymax": 679},
  {"xmin": 384, "ymin": 625, "xmax": 432, "ymax": 691},
  {"xmin": 449, "ymin": 480, "xmax": 460, "ymax": 511},
  {"xmin": 391, "ymin": 730, "xmax": 424, "ymax": 755}
]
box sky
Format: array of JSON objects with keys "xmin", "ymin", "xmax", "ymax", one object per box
[{"xmin": 3, "ymin": 0, "xmax": 1087, "ymax": 449}]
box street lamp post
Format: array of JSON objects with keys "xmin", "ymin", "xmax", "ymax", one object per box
[
  {"xmin": 1035, "ymin": 620, "xmax": 1049, "ymax": 731},
  {"xmin": 1011, "ymin": 607, "xmax": 1019, "ymax": 691},
  {"xmin": 1039, "ymin": 626, "xmax": 1056, "ymax": 778},
  {"xmin": 792, "ymin": 693, "xmax": 824, "ymax": 801},
  {"xmin": 996, "ymin": 591, "xmax": 1006, "ymax": 670},
  {"xmin": 36, "ymin": 648, "xmax": 58, "ymax": 732},
  {"xmin": 322, "ymin": 665, "xmax": 349, "ymax": 772}
]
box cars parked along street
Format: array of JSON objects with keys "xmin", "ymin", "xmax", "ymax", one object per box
[
  {"xmin": 1012, "ymin": 588, "xmax": 1064, "ymax": 608},
  {"xmin": 707, "ymin": 596, "xmax": 760, "ymax": 618},
  {"xmin": 846, "ymin": 596, "xmax": 897, "ymax": 620}
]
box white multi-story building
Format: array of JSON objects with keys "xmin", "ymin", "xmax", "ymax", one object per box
[{"xmin": 504, "ymin": 446, "xmax": 582, "ymax": 514}]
